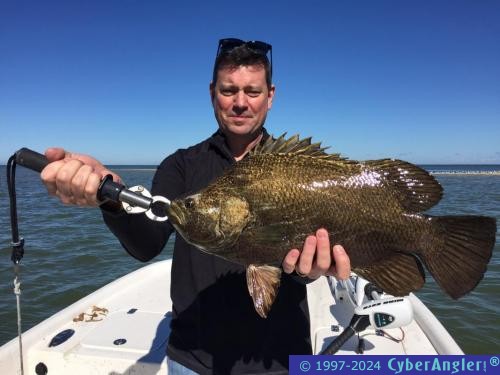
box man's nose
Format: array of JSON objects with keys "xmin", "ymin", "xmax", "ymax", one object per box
[{"xmin": 233, "ymin": 91, "xmax": 248, "ymax": 110}]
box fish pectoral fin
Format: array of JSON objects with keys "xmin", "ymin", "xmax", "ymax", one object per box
[
  {"xmin": 247, "ymin": 223, "xmax": 291, "ymax": 245},
  {"xmin": 246, "ymin": 265, "xmax": 282, "ymax": 318},
  {"xmin": 354, "ymin": 253, "xmax": 425, "ymax": 296}
]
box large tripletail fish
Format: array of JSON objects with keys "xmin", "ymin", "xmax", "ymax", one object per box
[{"xmin": 166, "ymin": 134, "xmax": 497, "ymax": 318}]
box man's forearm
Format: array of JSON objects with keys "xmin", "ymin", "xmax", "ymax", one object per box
[{"xmin": 101, "ymin": 208, "xmax": 172, "ymax": 262}]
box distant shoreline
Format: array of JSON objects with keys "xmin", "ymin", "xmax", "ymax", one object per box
[
  {"xmin": 107, "ymin": 169, "xmax": 500, "ymax": 175},
  {"xmin": 99, "ymin": 165, "xmax": 500, "ymax": 175},
  {"xmin": 430, "ymin": 171, "xmax": 500, "ymax": 176},
  {"xmin": 2, "ymin": 165, "xmax": 500, "ymax": 175}
]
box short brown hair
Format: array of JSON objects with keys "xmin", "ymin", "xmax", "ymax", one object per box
[{"xmin": 212, "ymin": 44, "xmax": 272, "ymax": 88}]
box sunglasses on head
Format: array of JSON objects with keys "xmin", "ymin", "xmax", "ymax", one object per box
[{"xmin": 216, "ymin": 38, "xmax": 273, "ymax": 76}]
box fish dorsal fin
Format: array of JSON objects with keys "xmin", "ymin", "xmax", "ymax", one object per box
[
  {"xmin": 252, "ymin": 133, "xmax": 348, "ymax": 162},
  {"xmin": 246, "ymin": 265, "xmax": 282, "ymax": 318},
  {"xmin": 354, "ymin": 253, "xmax": 426, "ymax": 296},
  {"xmin": 364, "ymin": 159, "xmax": 443, "ymax": 212}
]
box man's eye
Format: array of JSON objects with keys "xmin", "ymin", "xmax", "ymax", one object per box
[
  {"xmin": 246, "ymin": 91, "xmax": 261, "ymax": 98},
  {"xmin": 220, "ymin": 89, "xmax": 236, "ymax": 96}
]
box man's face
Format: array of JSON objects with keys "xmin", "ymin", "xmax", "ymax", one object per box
[{"xmin": 210, "ymin": 65, "xmax": 275, "ymax": 138}]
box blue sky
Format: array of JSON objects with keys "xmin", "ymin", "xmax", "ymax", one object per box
[{"xmin": 1, "ymin": 0, "xmax": 499, "ymax": 164}]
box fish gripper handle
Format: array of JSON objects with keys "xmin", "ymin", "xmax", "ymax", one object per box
[{"xmin": 15, "ymin": 148, "xmax": 49, "ymax": 173}]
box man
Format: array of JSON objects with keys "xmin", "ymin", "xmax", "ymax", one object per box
[{"xmin": 41, "ymin": 38, "xmax": 351, "ymax": 374}]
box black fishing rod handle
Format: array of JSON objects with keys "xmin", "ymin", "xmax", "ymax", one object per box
[{"xmin": 15, "ymin": 148, "xmax": 49, "ymax": 173}]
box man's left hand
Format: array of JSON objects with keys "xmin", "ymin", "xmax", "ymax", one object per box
[{"xmin": 282, "ymin": 228, "xmax": 351, "ymax": 280}]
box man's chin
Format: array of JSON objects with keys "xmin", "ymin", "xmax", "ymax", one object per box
[
  {"xmin": 222, "ymin": 123, "xmax": 260, "ymax": 135},
  {"xmin": 230, "ymin": 119, "xmax": 251, "ymax": 127}
]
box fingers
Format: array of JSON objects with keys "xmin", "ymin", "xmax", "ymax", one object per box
[
  {"xmin": 329, "ymin": 244, "xmax": 351, "ymax": 280},
  {"xmin": 41, "ymin": 159, "xmax": 65, "ymax": 196},
  {"xmin": 40, "ymin": 148, "xmax": 118, "ymax": 207},
  {"xmin": 308, "ymin": 228, "xmax": 331, "ymax": 279},
  {"xmin": 282, "ymin": 228, "xmax": 352, "ymax": 280},
  {"xmin": 45, "ymin": 147, "xmax": 69, "ymax": 162},
  {"xmin": 44, "ymin": 148, "xmax": 112, "ymax": 176},
  {"xmin": 71, "ymin": 164, "xmax": 95, "ymax": 205},
  {"xmin": 84, "ymin": 172, "xmax": 103, "ymax": 206},
  {"xmin": 100, "ymin": 169, "xmax": 122, "ymax": 185},
  {"xmin": 295, "ymin": 235, "xmax": 317, "ymax": 276},
  {"xmin": 282, "ymin": 249, "xmax": 300, "ymax": 274},
  {"xmin": 56, "ymin": 160, "xmax": 84, "ymax": 199},
  {"xmin": 282, "ymin": 228, "xmax": 331, "ymax": 279}
]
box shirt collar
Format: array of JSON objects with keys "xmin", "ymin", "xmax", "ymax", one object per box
[{"xmin": 208, "ymin": 128, "xmax": 270, "ymax": 160}]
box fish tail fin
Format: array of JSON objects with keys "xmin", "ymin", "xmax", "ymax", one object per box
[{"xmin": 424, "ymin": 215, "xmax": 496, "ymax": 299}]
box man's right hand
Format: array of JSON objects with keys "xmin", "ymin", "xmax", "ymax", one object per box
[{"xmin": 41, "ymin": 148, "xmax": 122, "ymax": 207}]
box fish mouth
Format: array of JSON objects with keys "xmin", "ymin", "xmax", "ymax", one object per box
[{"xmin": 166, "ymin": 201, "xmax": 186, "ymax": 227}]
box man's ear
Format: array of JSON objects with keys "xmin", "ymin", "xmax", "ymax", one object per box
[
  {"xmin": 267, "ymin": 84, "xmax": 276, "ymax": 109},
  {"xmin": 209, "ymin": 82, "xmax": 215, "ymax": 102}
]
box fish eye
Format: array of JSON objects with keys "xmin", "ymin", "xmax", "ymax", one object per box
[{"xmin": 185, "ymin": 198, "xmax": 195, "ymax": 209}]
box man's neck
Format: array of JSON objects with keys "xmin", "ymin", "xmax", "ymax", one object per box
[{"xmin": 226, "ymin": 131, "xmax": 263, "ymax": 161}]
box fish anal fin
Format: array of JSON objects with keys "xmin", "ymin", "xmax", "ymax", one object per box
[
  {"xmin": 355, "ymin": 253, "xmax": 425, "ymax": 296},
  {"xmin": 246, "ymin": 265, "xmax": 282, "ymax": 318},
  {"xmin": 365, "ymin": 159, "xmax": 443, "ymax": 212}
]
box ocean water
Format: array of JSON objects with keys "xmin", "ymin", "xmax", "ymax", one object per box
[{"xmin": 0, "ymin": 165, "xmax": 499, "ymax": 354}]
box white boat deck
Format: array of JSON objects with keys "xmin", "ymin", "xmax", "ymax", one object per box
[
  {"xmin": 0, "ymin": 259, "xmax": 462, "ymax": 375},
  {"xmin": 1, "ymin": 261, "xmax": 172, "ymax": 374},
  {"xmin": 307, "ymin": 277, "xmax": 452, "ymax": 355}
]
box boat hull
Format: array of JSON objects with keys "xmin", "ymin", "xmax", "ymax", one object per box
[{"xmin": 0, "ymin": 259, "xmax": 462, "ymax": 374}]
